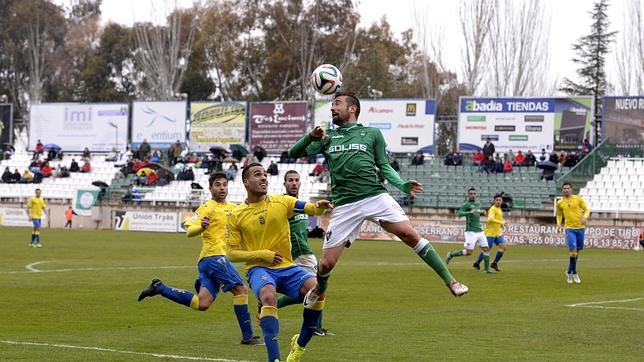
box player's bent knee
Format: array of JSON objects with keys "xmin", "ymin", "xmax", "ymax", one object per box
[{"xmin": 230, "ymin": 284, "xmax": 247, "ymax": 295}]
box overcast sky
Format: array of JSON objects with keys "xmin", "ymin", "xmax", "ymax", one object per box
[{"xmin": 93, "ymin": 0, "xmax": 628, "ymax": 94}]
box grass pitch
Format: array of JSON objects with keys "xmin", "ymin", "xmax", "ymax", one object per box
[{"xmin": 0, "ymin": 226, "xmax": 642, "ymax": 361}]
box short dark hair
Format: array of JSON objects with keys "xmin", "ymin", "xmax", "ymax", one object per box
[
  {"xmin": 494, "ymin": 193, "xmax": 503, "ymax": 199},
  {"xmin": 284, "ymin": 169, "xmax": 299, "ymax": 182},
  {"xmin": 468, "ymin": 187, "xmax": 476, "ymax": 193},
  {"xmin": 208, "ymin": 172, "xmax": 227, "ymax": 187},
  {"xmin": 334, "ymin": 91, "xmax": 361, "ymax": 118},
  {"xmin": 242, "ymin": 163, "xmax": 264, "ymax": 180},
  {"xmin": 562, "ymin": 182, "xmax": 572, "ymax": 189}
]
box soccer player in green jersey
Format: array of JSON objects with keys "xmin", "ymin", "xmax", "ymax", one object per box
[
  {"xmin": 446, "ymin": 187, "xmax": 494, "ymax": 273},
  {"xmin": 277, "ymin": 170, "xmax": 331, "ymax": 336},
  {"xmin": 290, "ymin": 92, "xmax": 468, "ymax": 309}
]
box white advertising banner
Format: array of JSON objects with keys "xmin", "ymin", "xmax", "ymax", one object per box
[
  {"xmin": 0, "ymin": 208, "xmax": 47, "ymax": 227},
  {"xmin": 457, "ymin": 97, "xmax": 593, "ymax": 153},
  {"xmin": 314, "ymin": 99, "xmax": 436, "ymax": 153},
  {"xmin": 131, "ymin": 101, "xmax": 187, "ymax": 149},
  {"xmin": 112, "ymin": 211, "xmax": 178, "ymax": 233},
  {"xmin": 29, "ymin": 103, "xmax": 128, "ymax": 151}
]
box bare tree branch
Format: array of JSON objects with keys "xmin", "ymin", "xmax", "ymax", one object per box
[
  {"xmin": 615, "ymin": 0, "xmax": 644, "ymax": 95},
  {"xmin": 459, "ymin": 0, "xmax": 495, "ymax": 95}
]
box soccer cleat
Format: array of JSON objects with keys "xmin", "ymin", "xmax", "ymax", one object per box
[
  {"xmin": 566, "ymin": 272, "xmax": 573, "ymax": 284},
  {"xmin": 445, "ymin": 251, "xmax": 452, "ymax": 265},
  {"xmin": 35, "ymin": 243, "xmax": 43, "ymax": 248},
  {"xmin": 490, "ymin": 262, "xmax": 500, "ymax": 272},
  {"xmin": 302, "ymin": 287, "xmax": 319, "ymax": 309},
  {"xmin": 572, "ymin": 274, "xmax": 581, "ymax": 284},
  {"xmin": 241, "ymin": 335, "xmax": 264, "ymax": 346},
  {"xmin": 138, "ymin": 278, "xmax": 163, "ymax": 301},
  {"xmin": 472, "ymin": 262, "xmax": 480, "ymax": 270},
  {"xmin": 314, "ymin": 328, "xmax": 334, "ymax": 336},
  {"xmin": 448, "ymin": 280, "xmax": 468, "ymax": 297},
  {"xmin": 286, "ymin": 334, "xmax": 305, "ymax": 362},
  {"xmin": 29, "ymin": 243, "xmax": 35, "ymax": 248}
]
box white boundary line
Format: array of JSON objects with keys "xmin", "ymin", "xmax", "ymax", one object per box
[
  {"xmin": 566, "ymin": 297, "xmax": 644, "ymax": 311},
  {"xmin": 0, "ymin": 340, "xmax": 253, "ymax": 362},
  {"xmin": 25, "ymin": 260, "xmax": 51, "ymax": 272}
]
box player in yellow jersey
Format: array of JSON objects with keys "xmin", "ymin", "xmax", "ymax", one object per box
[
  {"xmin": 27, "ymin": 188, "xmax": 47, "ymax": 247},
  {"xmin": 138, "ymin": 172, "xmax": 261, "ymax": 345},
  {"xmin": 556, "ymin": 182, "xmax": 590, "ymax": 284},
  {"xmin": 226, "ymin": 163, "xmax": 332, "ymax": 362},
  {"xmin": 474, "ymin": 194, "xmax": 508, "ymax": 271}
]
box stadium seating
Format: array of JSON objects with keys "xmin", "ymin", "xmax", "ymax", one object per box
[
  {"xmin": 389, "ymin": 157, "xmax": 562, "ymax": 210},
  {"xmin": 141, "ymin": 157, "xmax": 329, "ymax": 205},
  {"xmin": 0, "ymin": 151, "xmax": 118, "ymax": 202},
  {"xmin": 579, "ymin": 158, "xmax": 644, "ymax": 213}
]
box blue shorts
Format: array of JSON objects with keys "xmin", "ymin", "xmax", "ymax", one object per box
[
  {"xmin": 486, "ymin": 236, "xmax": 505, "ymax": 246},
  {"xmin": 566, "ymin": 229, "xmax": 585, "ymax": 251},
  {"xmin": 247, "ymin": 265, "xmax": 315, "ymax": 301},
  {"xmin": 196, "ymin": 255, "xmax": 244, "ymax": 298},
  {"xmin": 32, "ymin": 219, "xmax": 41, "ymax": 228}
]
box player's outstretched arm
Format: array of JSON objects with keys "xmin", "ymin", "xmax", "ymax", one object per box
[
  {"xmin": 487, "ymin": 209, "xmax": 505, "ymax": 225},
  {"xmin": 457, "ymin": 203, "xmax": 471, "ymax": 217},
  {"xmin": 227, "ymin": 245, "xmax": 281, "ymax": 264},
  {"xmin": 302, "ymin": 200, "xmax": 333, "ymax": 216},
  {"xmin": 373, "ymin": 130, "xmax": 418, "ymax": 195},
  {"xmin": 289, "ymin": 126, "xmax": 326, "ymax": 159}
]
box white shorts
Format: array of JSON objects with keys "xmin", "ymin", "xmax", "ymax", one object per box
[
  {"xmin": 324, "ymin": 193, "xmax": 408, "ymax": 249},
  {"xmin": 464, "ymin": 231, "xmax": 488, "ymax": 250},
  {"xmin": 294, "ymin": 254, "xmax": 318, "ymax": 275}
]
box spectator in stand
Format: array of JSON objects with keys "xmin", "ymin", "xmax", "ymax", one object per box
[
  {"xmin": 40, "ymin": 162, "xmax": 53, "ymax": 178},
  {"xmin": 444, "ymin": 152, "xmax": 454, "ymax": 166},
  {"xmin": 309, "ymin": 161, "xmax": 325, "ymax": 177},
  {"xmin": 267, "ymin": 160, "xmax": 279, "ymax": 176},
  {"xmin": 69, "ymin": 159, "xmax": 80, "ymax": 172},
  {"xmin": 410, "ymin": 150, "xmax": 424, "ymax": 166},
  {"xmin": 150, "ymin": 150, "xmax": 161, "ymax": 163},
  {"xmin": 226, "ymin": 163, "xmax": 238, "ymax": 181},
  {"xmin": 495, "ymin": 155, "xmax": 504, "ymax": 173},
  {"xmin": 549, "ymin": 152, "xmax": 559, "ymax": 164},
  {"xmin": 540, "ymin": 167, "xmax": 555, "ymax": 181},
  {"xmin": 581, "ymin": 139, "xmax": 592, "ymax": 155},
  {"xmin": 115, "ymin": 147, "xmax": 132, "ymax": 167},
  {"xmin": 453, "ymin": 152, "xmax": 463, "ymax": 166},
  {"xmin": 483, "ymin": 155, "xmax": 496, "ymax": 174},
  {"xmin": 11, "ymin": 168, "xmax": 21, "ymax": 183},
  {"xmin": 139, "ymin": 139, "xmax": 151, "ymax": 160},
  {"xmin": 80, "ymin": 159, "xmax": 92, "ymax": 173},
  {"xmin": 2, "ymin": 167, "xmax": 12, "ymax": 183},
  {"xmin": 169, "ymin": 140, "xmax": 183, "ymax": 165},
  {"xmin": 525, "ymin": 150, "xmax": 536, "ymax": 167},
  {"xmin": 82, "ymin": 147, "xmax": 91, "ymax": 159},
  {"xmin": 506, "ymin": 149, "xmax": 515, "ymax": 164},
  {"xmin": 3, "ymin": 144, "xmax": 15, "ymax": 160},
  {"xmin": 280, "ymin": 149, "xmax": 295, "ymax": 163},
  {"xmin": 483, "ymin": 138, "xmax": 495, "ymax": 159},
  {"xmin": 132, "ymin": 158, "xmax": 150, "ymax": 173},
  {"xmin": 253, "ymin": 145, "xmax": 266, "ymax": 162},
  {"xmin": 146, "ymin": 171, "xmax": 158, "ymax": 186},
  {"xmin": 564, "ymin": 152, "xmax": 578, "ymax": 168},
  {"xmin": 559, "ymin": 152, "xmax": 568, "ymax": 167},
  {"xmin": 186, "ymin": 153, "xmax": 199, "ymax": 164},
  {"xmin": 389, "ymin": 154, "xmax": 400, "ymax": 172},
  {"xmin": 539, "ymin": 149, "xmax": 547, "ymax": 162},
  {"xmin": 177, "ymin": 167, "xmax": 195, "ymax": 181},
  {"xmin": 503, "ymin": 159, "xmax": 513, "ymax": 173},
  {"xmin": 473, "ymin": 150, "xmax": 484, "ymax": 166},
  {"xmin": 34, "ymin": 140, "xmax": 44, "ymax": 159},
  {"xmin": 20, "ymin": 169, "xmax": 34, "ymax": 183},
  {"xmin": 514, "ymin": 151, "xmax": 526, "ymax": 166}
]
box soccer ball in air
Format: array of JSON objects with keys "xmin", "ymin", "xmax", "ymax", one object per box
[{"xmin": 311, "ymin": 64, "xmax": 343, "ymax": 95}]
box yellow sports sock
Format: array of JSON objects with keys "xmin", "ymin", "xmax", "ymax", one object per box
[
  {"xmin": 189, "ymin": 295, "xmax": 200, "ymax": 310},
  {"xmin": 260, "ymin": 306, "xmax": 278, "ymax": 319},
  {"xmin": 233, "ymin": 294, "xmax": 248, "ymax": 305}
]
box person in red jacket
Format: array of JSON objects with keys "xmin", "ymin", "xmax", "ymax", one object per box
[
  {"xmin": 80, "ymin": 160, "xmax": 92, "ymax": 173},
  {"xmin": 503, "ymin": 160, "xmax": 513, "ymax": 173},
  {"xmin": 514, "ymin": 151, "xmax": 526, "ymax": 166},
  {"xmin": 40, "ymin": 162, "xmax": 53, "ymax": 177},
  {"xmin": 473, "ymin": 150, "xmax": 484, "ymax": 165}
]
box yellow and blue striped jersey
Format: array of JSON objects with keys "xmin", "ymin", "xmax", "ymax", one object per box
[
  {"xmin": 27, "ymin": 196, "xmax": 46, "ymax": 219},
  {"xmin": 556, "ymin": 195, "xmax": 590, "ymax": 230},
  {"xmin": 485, "ymin": 205, "xmax": 505, "ymax": 237},
  {"xmin": 184, "ymin": 199, "xmax": 237, "ymax": 261},
  {"xmin": 227, "ymin": 194, "xmax": 300, "ymax": 270}
]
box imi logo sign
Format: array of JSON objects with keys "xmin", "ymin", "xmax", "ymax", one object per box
[{"xmin": 64, "ymin": 107, "xmax": 92, "ymax": 131}]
